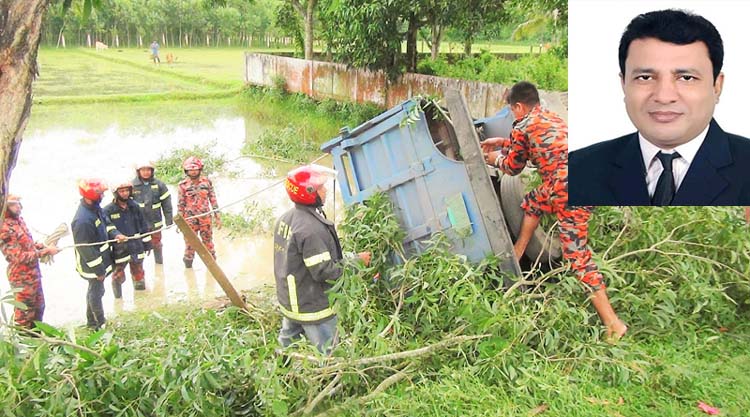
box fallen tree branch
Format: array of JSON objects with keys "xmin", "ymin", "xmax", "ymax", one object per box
[
  {"xmin": 312, "ymin": 365, "xmax": 413, "ymax": 417},
  {"xmin": 378, "ymin": 285, "xmax": 406, "ymax": 338},
  {"xmin": 299, "ymin": 371, "xmax": 343, "ymax": 415},
  {"xmin": 315, "ymin": 334, "xmax": 489, "ymax": 374}
]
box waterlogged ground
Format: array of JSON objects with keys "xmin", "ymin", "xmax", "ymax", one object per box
[{"xmin": 0, "ymin": 99, "xmax": 340, "ymax": 327}]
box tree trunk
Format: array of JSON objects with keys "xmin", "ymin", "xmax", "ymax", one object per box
[
  {"xmin": 405, "ymin": 13, "xmax": 419, "ymax": 72},
  {"xmin": 291, "ymin": 0, "xmax": 316, "ymax": 60},
  {"xmin": 431, "ymin": 24, "xmax": 441, "ymax": 60},
  {"xmin": 464, "ymin": 37, "xmax": 472, "ymax": 57},
  {"xmin": 56, "ymin": 21, "xmax": 65, "ymax": 48},
  {"xmin": 0, "ymin": 0, "xmax": 49, "ymax": 210}
]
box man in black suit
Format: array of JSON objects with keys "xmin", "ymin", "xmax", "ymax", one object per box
[{"xmin": 569, "ymin": 9, "xmax": 750, "ymax": 206}]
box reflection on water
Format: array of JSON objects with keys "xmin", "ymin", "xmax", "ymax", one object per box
[{"xmin": 0, "ymin": 100, "xmax": 340, "ymax": 328}]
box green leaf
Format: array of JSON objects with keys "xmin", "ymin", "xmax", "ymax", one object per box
[{"xmin": 33, "ymin": 321, "xmax": 64, "ymax": 338}]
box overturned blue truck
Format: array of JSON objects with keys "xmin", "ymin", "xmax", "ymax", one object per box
[{"xmin": 321, "ymin": 89, "xmax": 561, "ymax": 276}]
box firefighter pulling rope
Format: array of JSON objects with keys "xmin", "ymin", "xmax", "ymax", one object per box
[{"xmin": 51, "ymin": 153, "xmax": 330, "ymax": 251}]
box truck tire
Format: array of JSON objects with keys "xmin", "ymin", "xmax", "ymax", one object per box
[{"xmin": 499, "ymin": 173, "xmax": 562, "ymax": 268}]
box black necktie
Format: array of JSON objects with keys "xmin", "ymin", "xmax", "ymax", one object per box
[{"xmin": 651, "ymin": 151, "xmax": 680, "ymax": 206}]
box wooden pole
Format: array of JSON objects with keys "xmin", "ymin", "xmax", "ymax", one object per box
[{"xmin": 173, "ymin": 214, "xmax": 248, "ymax": 310}]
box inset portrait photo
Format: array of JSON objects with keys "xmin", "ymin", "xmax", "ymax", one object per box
[{"xmin": 568, "ymin": 0, "xmax": 750, "ymax": 206}]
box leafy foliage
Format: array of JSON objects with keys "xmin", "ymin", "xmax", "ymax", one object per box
[
  {"xmin": 2, "ymin": 193, "xmax": 749, "ymax": 416},
  {"xmin": 242, "ymin": 124, "xmax": 320, "ymax": 164},
  {"xmin": 417, "ymin": 50, "xmax": 568, "ymax": 91},
  {"xmin": 154, "ymin": 140, "xmax": 235, "ymax": 184},
  {"xmin": 221, "ymin": 201, "xmax": 277, "ymax": 236}
]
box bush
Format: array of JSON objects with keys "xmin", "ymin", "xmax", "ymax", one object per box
[
  {"xmin": 221, "ymin": 201, "xmax": 276, "ymax": 237},
  {"xmin": 154, "ymin": 140, "xmax": 235, "ymax": 184},
  {"xmin": 242, "ymin": 124, "xmax": 320, "ymax": 163},
  {"xmin": 417, "ymin": 51, "xmax": 568, "ymax": 91}
]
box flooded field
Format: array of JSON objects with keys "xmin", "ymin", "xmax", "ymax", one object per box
[{"xmin": 0, "ymin": 98, "xmax": 339, "ymax": 327}]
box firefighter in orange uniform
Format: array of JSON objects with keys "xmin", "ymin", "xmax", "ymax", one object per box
[
  {"xmin": 177, "ymin": 157, "xmax": 221, "ymax": 268},
  {"xmin": 482, "ymin": 81, "xmax": 627, "ymax": 341},
  {"xmin": 0, "ymin": 194, "xmax": 59, "ymax": 329}
]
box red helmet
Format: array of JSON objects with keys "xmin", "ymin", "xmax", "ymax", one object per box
[
  {"xmin": 285, "ymin": 164, "xmax": 337, "ymax": 205},
  {"xmin": 182, "ymin": 156, "xmax": 204, "ymax": 171},
  {"xmin": 79, "ymin": 178, "xmax": 108, "ymax": 201}
]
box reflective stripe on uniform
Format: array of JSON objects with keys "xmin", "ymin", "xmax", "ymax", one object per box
[
  {"xmin": 304, "ymin": 251, "xmax": 331, "ymax": 267},
  {"xmin": 111, "ymin": 213, "xmax": 121, "ymax": 219},
  {"xmin": 95, "ymin": 219, "xmax": 101, "ymax": 227},
  {"xmin": 142, "ymin": 235, "xmax": 152, "ymax": 242},
  {"xmin": 106, "ymin": 225, "xmax": 116, "ymax": 232},
  {"xmin": 278, "ymin": 304, "xmax": 335, "ymax": 323},
  {"xmin": 87, "ymin": 256, "xmax": 103, "ymax": 268},
  {"xmin": 99, "ymin": 243, "xmax": 109, "ymax": 252},
  {"xmin": 152, "ymin": 203, "xmax": 162, "ymax": 209},
  {"xmin": 160, "ymin": 191, "xmax": 171, "ymax": 200},
  {"xmin": 287, "ymin": 274, "xmax": 299, "ymax": 313},
  {"xmin": 151, "ymin": 184, "xmax": 159, "ymax": 189},
  {"xmin": 154, "ymin": 221, "xmax": 164, "ymax": 228},
  {"xmin": 76, "ymin": 252, "xmax": 113, "ymax": 279},
  {"xmin": 78, "ymin": 269, "xmax": 98, "ymax": 279},
  {"xmin": 137, "ymin": 253, "xmax": 145, "ymax": 259},
  {"xmin": 138, "ymin": 203, "xmax": 146, "ymax": 208},
  {"xmin": 115, "ymin": 254, "xmax": 131, "ymax": 264}
]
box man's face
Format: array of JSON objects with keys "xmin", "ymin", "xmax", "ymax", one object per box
[
  {"xmin": 6, "ymin": 202, "xmax": 21, "ymax": 217},
  {"xmin": 317, "ymin": 183, "xmax": 327, "ymax": 203},
  {"xmin": 187, "ymin": 169, "xmax": 200, "ymax": 178},
  {"xmin": 139, "ymin": 168, "xmax": 153, "ymax": 179},
  {"xmin": 117, "ymin": 188, "xmax": 131, "ymax": 200},
  {"xmin": 621, "ymin": 38, "xmax": 723, "ymax": 149}
]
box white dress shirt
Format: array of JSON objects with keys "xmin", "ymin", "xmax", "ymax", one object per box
[{"xmin": 639, "ymin": 125, "xmax": 709, "ymax": 198}]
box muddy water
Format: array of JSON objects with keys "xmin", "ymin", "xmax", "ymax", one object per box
[{"xmin": 0, "ymin": 100, "xmax": 340, "ymax": 328}]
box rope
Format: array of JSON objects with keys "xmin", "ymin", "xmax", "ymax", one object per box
[
  {"xmin": 40, "ymin": 223, "xmax": 69, "ymax": 264},
  {"xmin": 55, "ymin": 153, "xmax": 329, "ymax": 250}
]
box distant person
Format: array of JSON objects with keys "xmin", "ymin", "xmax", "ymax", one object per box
[
  {"xmin": 103, "ymin": 181, "xmax": 152, "ymax": 297},
  {"xmin": 131, "ymin": 161, "xmax": 173, "ymax": 265},
  {"xmin": 0, "ymin": 194, "xmax": 59, "ymax": 330},
  {"xmin": 274, "ymin": 165, "xmax": 370, "ymax": 354},
  {"xmin": 482, "ymin": 81, "xmax": 627, "ymax": 341},
  {"xmin": 177, "ymin": 157, "xmax": 221, "ymax": 268},
  {"xmin": 72, "ymin": 179, "xmax": 127, "ymax": 330},
  {"xmin": 150, "ymin": 40, "xmax": 160, "ymax": 64},
  {"xmin": 569, "ymin": 9, "xmax": 750, "ymax": 206}
]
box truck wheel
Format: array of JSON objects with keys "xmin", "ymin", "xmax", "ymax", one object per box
[{"xmin": 499, "ymin": 173, "xmax": 562, "ymax": 268}]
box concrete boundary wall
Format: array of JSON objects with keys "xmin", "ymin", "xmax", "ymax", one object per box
[{"xmin": 245, "ymin": 53, "xmax": 568, "ymax": 120}]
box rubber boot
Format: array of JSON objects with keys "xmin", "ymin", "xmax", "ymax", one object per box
[
  {"xmin": 154, "ymin": 248, "xmax": 163, "ymax": 265},
  {"xmin": 183, "ymin": 258, "xmax": 193, "ymax": 268},
  {"xmin": 134, "ymin": 279, "xmax": 146, "ymax": 291},
  {"xmin": 112, "ymin": 280, "xmax": 123, "ymax": 299}
]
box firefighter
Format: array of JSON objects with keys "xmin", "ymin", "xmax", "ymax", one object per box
[
  {"xmin": 177, "ymin": 156, "xmax": 221, "ymax": 268},
  {"xmin": 103, "ymin": 181, "xmax": 152, "ymax": 297},
  {"xmin": 0, "ymin": 194, "xmax": 59, "ymax": 330},
  {"xmin": 274, "ymin": 164, "xmax": 370, "ymax": 354},
  {"xmin": 72, "ymin": 179, "xmax": 127, "ymax": 330},
  {"xmin": 131, "ymin": 161, "xmax": 172, "ymax": 265},
  {"xmin": 481, "ymin": 81, "xmax": 628, "ymax": 341}
]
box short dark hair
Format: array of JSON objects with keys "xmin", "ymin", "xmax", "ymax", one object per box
[
  {"xmin": 506, "ymin": 81, "xmax": 540, "ymax": 107},
  {"xmin": 618, "ymin": 9, "xmax": 724, "ymax": 82}
]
